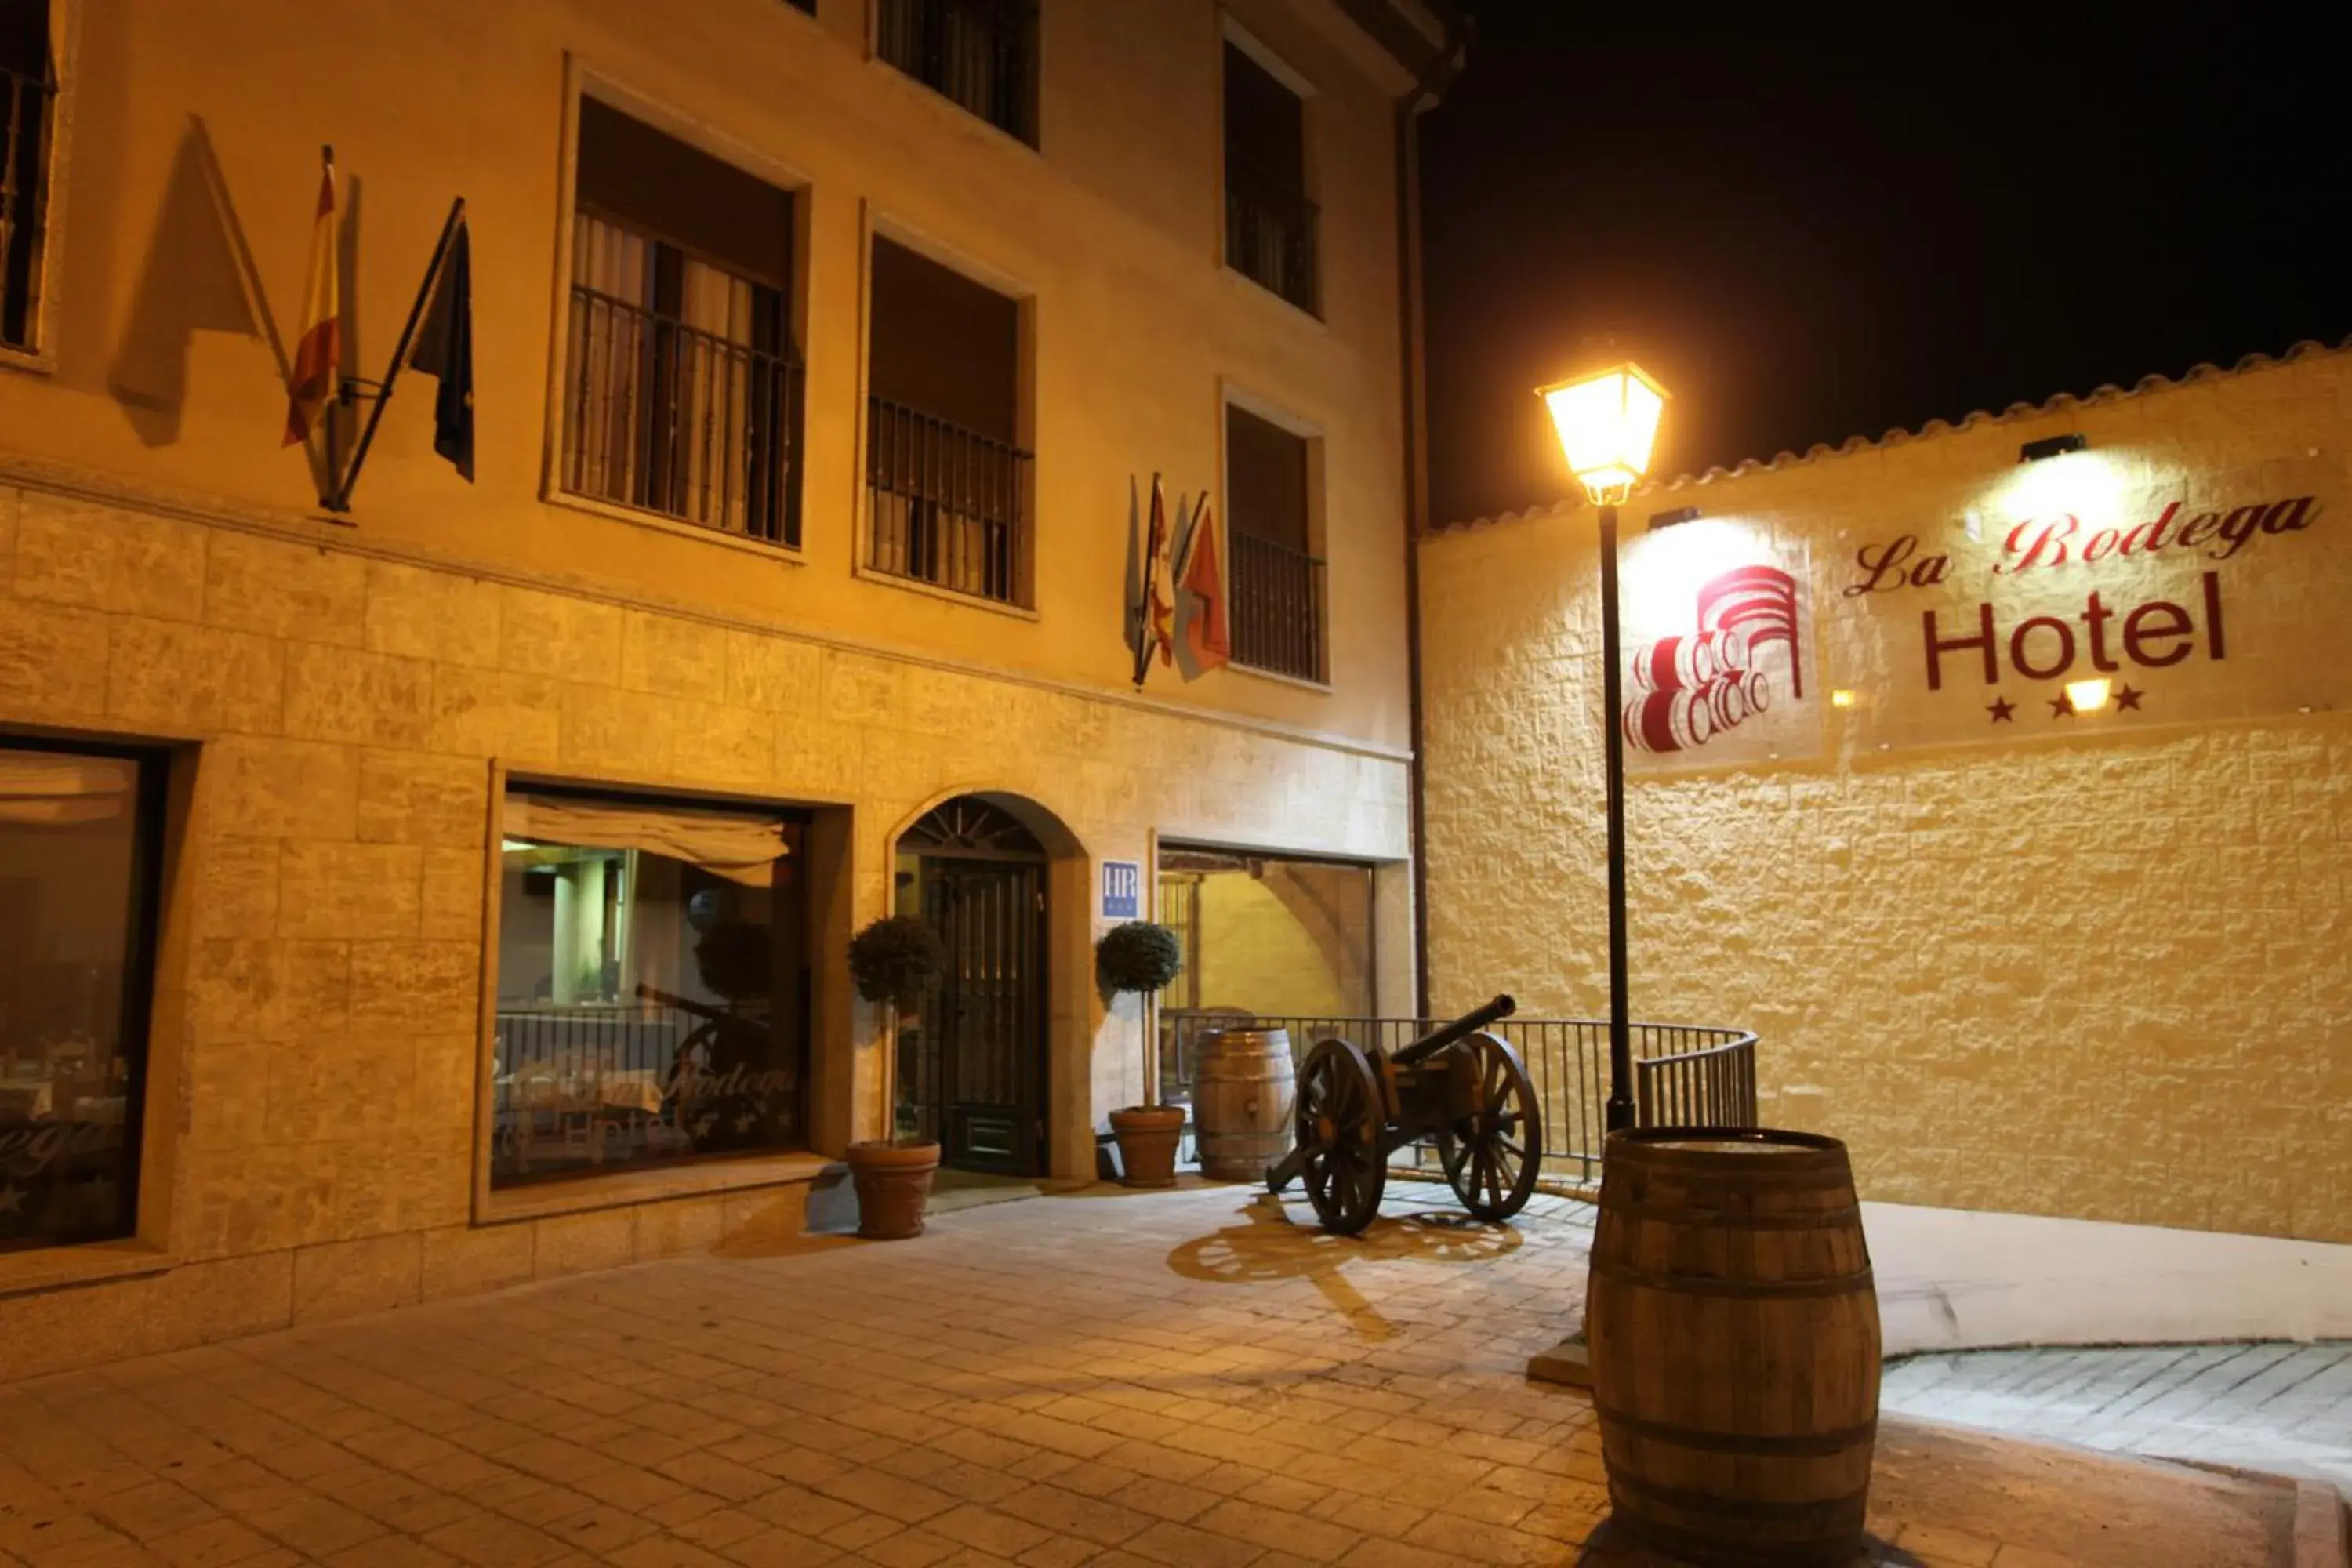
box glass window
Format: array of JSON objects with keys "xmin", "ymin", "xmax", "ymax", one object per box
[
  {"xmin": 0, "ymin": 742, "xmax": 162, "ymax": 1254},
  {"xmin": 492, "ymin": 788, "xmax": 809, "ymax": 1189},
  {"xmin": 2, "ymin": 0, "xmax": 56, "ymax": 351},
  {"xmin": 564, "ymin": 99, "xmax": 804, "ymax": 546}
]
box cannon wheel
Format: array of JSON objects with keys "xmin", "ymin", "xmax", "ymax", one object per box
[
  {"xmin": 1292, "ymin": 1037, "xmax": 1387, "ymax": 1236},
  {"xmin": 1437, "ymin": 1033, "xmax": 1541, "ymax": 1222}
]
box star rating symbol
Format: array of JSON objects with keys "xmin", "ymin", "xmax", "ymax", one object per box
[
  {"xmin": 2049, "ymin": 695, "xmax": 2074, "ymax": 718},
  {"xmin": 2115, "ymin": 684, "xmax": 2144, "ymax": 710},
  {"xmin": 1987, "ymin": 697, "xmax": 2016, "ymax": 724}
]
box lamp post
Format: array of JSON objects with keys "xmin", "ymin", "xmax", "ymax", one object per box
[{"xmin": 1536, "ymin": 364, "xmax": 1668, "ymax": 1134}]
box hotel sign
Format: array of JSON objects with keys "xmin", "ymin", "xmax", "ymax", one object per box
[{"xmin": 1620, "ymin": 455, "xmax": 2335, "ymax": 768}]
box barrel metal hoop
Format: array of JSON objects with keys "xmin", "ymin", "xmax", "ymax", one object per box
[
  {"xmin": 1606, "ymin": 1466, "xmax": 1870, "ymax": 1524},
  {"xmin": 1595, "ymin": 1402, "xmax": 1878, "ymax": 1457},
  {"xmin": 1588, "ymin": 1257, "xmax": 1877, "ymax": 1300},
  {"xmin": 1598, "ymin": 1196, "xmax": 1864, "ymax": 1231}
]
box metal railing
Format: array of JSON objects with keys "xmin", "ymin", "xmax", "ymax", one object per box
[
  {"xmin": 1230, "ymin": 531, "xmax": 1327, "ymax": 683},
  {"xmin": 2, "ymin": 60, "xmax": 56, "ymax": 350},
  {"xmin": 877, "ymin": 0, "xmax": 1038, "ymax": 145},
  {"xmin": 490, "ymin": 1001, "xmax": 795, "ymax": 1186},
  {"xmin": 1636, "ymin": 1035, "xmax": 1759, "ymax": 1130},
  {"xmin": 1225, "ymin": 156, "xmax": 1319, "ymax": 315},
  {"xmin": 563, "ymin": 284, "xmax": 804, "ymax": 546},
  {"xmin": 1162, "ymin": 1010, "xmax": 1759, "ymax": 1187},
  {"xmin": 866, "ymin": 394, "xmax": 1033, "ymax": 607}
]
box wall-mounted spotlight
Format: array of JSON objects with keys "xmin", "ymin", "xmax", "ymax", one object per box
[
  {"xmin": 1646, "ymin": 506, "xmax": 1702, "ymax": 532},
  {"xmin": 2065, "ymin": 677, "xmax": 2112, "ymax": 713},
  {"xmin": 2018, "ymin": 434, "xmax": 2087, "ymax": 463}
]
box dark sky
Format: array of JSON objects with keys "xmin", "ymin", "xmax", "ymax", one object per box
[{"xmin": 1418, "ymin": 17, "xmax": 2352, "ymax": 526}]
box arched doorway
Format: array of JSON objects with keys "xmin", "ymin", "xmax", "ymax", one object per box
[{"xmin": 895, "ymin": 796, "xmax": 1050, "ymax": 1175}]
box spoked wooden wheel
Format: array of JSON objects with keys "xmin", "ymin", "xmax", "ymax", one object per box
[
  {"xmin": 1437, "ymin": 1032, "xmax": 1542, "ymax": 1221},
  {"xmin": 1291, "ymin": 1037, "xmax": 1386, "ymax": 1235}
]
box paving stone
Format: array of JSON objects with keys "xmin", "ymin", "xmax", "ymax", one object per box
[{"xmin": 0, "ymin": 1189, "xmax": 2311, "ymax": 1568}]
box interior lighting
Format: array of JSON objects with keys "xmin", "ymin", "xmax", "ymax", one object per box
[{"xmin": 1830, "ymin": 689, "xmax": 1857, "ymax": 709}]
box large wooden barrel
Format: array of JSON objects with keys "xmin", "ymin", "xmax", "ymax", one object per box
[
  {"xmin": 1192, "ymin": 1028, "xmax": 1296, "ymax": 1181},
  {"xmin": 1586, "ymin": 1128, "xmax": 1881, "ymax": 1566}
]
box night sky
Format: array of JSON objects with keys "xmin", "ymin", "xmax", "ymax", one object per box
[{"xmin": 1418, "ymin": 18, "xmax": 2352, "ymax": 527}]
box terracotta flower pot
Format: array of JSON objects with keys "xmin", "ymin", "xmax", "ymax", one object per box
[
  {"xmin": 1110, "ymin": 1105, "xmax": 1186, "ymax": 1189},
  {"xmin": 846, "ymin": 1138, "xmax": 941, "ymax": 1240}
]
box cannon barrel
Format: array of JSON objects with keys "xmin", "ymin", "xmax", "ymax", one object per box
[{"xmin": 1392, "ymin": 993, "xmax": 1516, "ymax": 1068}]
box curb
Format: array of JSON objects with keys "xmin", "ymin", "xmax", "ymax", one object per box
[{"xmin": 2299, "ymin": 1479, "xmax": 2349, "ymax": 1568}]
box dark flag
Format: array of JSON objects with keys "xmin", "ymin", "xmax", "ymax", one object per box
[{"xmin": 408, "ymin": 215, "xmax": 474, "ymax": 481}]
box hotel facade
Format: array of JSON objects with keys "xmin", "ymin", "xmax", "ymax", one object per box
[{"xmin": 0, "ymin": 0, "xmax": 1459, "ymax": 1370}]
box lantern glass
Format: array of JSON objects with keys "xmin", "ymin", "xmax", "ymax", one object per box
[{"xmin": 1538, "ymin": 363, "xmax": 1668, "ymax": 506}]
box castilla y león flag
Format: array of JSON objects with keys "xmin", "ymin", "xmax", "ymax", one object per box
[
  {"xmin": 281, "ymin": 147, "xmax": 341, "ymax": 446},
  {"xmin": 1176, "ymin": 499, "xmax": 1229, "ymax": 671}
]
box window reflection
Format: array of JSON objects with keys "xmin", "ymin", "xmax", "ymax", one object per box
[
  {"xmin": 0, "ymin": 744, "xmax": 159, "ymax": 1254},
  {"xmin": 491, "ymin": 789, "xmax": 808, "ymax": 1188}
]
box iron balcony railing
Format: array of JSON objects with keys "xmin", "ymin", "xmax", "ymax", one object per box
[
  {"xmin": 1162, "ymin": 1010, "xmax": 1759, "ymax": 1187},
  {"xmin": 877, "ymin": 0, "xmax": 1038, "ymax": 145},
  {"xmin": 2, "ymin": 60, "xmax": 56, "ymax": 351},
  {"xmin": 563, "ymin": 284, "xmax": 805, "ymax": 546},
  {"xmin": 1230, "ymin": 530, "xmax": 1327, "ymax": 683},
  {"xmin": 866, "ymin": 394, "xmax": 1033, "ymax": 607},
  {"xmin": 1225, "ymin": 155, "xmax": 1319, "ymax": 315}
]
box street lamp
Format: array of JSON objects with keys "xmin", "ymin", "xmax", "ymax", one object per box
[{"xmin": 1536, "ymin": 363, "xmax": 1668, "ymax": 1134}]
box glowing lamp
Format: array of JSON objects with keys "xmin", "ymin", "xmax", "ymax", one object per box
[
  {"xmin": 1538, "ymin": 363, "xmax": 1669, "ymax": 506},
  {"xmin": 1830, "ymin": 689, "xmax": 1857, "ymax": 710},
  {"xmin": 2065, "ymin": 678, "xmax": 2112, "ymax": 713}
]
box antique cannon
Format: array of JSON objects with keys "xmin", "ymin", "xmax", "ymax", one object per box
[{"xmin": 1265, "ymin": 994, "xmax": 1541, "ymax": 1235}]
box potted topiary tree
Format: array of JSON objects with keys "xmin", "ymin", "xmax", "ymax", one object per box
[
  {"xmin": 1098, "ymin": 920, "xmax": 1186, "ymax": 1188},
  {"xmin": 844, "ymin": 914, "xmax": 947, "ymax": 1239}
]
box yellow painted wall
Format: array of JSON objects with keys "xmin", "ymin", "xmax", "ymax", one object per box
[
  {"xmin": 1, "ymin": 0, "xmax": 1414, "ymax": 749},
  {"xmin": 1420, "ymin": 349, "xmax": 2352, "ymax": 1243},
  {"xmin": 1183, "ymin": 860, "xmax": 1374, "ymax": 1018}
]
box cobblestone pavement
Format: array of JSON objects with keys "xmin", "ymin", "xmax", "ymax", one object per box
[
  {"xmin": 1884, "ymin": 1341, "xmax": 2352, "ymax": 1489},
  {"xmin": 0, "ymin": 1185, "xmax": 2304, "ymax": 1567}
]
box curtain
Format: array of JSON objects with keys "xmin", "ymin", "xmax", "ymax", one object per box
[
  {"xmin": 503, "ymin": 793, "xmax": 787, "ymax": 887},
  {"xmin": 0, "ymin": 752, "xmax": 135, "ymax": 827},
  {"xmin": 569, "ymin": 212, "xmax": 652, "ymax": 505}
]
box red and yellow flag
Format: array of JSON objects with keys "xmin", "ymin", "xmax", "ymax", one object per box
[
  {"xmin": 281, "ymin": 148, "xmax": 341, "ymax": 446},
  {"xmin": 1176, "ymin": 499, "xmax": 1229, "ymax": 672}
]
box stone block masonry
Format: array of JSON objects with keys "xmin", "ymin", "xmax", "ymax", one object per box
[
  {"xmin": 0, "ymin": 472, "xmax": 1410, "ymax": 1376},
  {"xmin": 1419, "ymin": 346, "xmax": 2352, "ymax": 1245}
]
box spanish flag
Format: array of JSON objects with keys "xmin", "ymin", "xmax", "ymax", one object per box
[{"xmin": 281, "ymin": 147, "xmax": 340, "ymax": 446}]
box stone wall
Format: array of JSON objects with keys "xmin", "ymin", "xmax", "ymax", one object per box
[
  {"xmin": 1418, "ymin": 347, "xmax": 2352, "ymax": 1243},
  {"xmin": 0, "ymin": 473, "xmax": 1410, "ymax": 1374}
]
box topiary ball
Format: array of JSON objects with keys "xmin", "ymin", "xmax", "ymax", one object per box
[
  {"xmin": 1096, "ymin": 920, "xmax": 1182, "ymax": 996},
  {"xmin": 849, "ymin": 914, "xmax": 947, "ymax": 1013}
]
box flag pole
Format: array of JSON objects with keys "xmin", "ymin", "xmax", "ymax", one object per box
[
  {"xmin": 327, "ymin": 196, "xmax": 465, "ymax": 514},
  {"xmin": 1131, "ymin": 472, "xmax": 1160, "ymax": 690}
]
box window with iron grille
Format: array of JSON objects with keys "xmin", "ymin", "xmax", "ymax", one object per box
[
  {"xmin": 1, "ymin": 2, "xmax": 56, "ymax": 353},
  {"xmin": 1223, "ymin": 40, "xmax": 1317, "ymax": 316},
  {"xmin": 866, "ymin": 237, "xmax": 1033, "ymax": 608},
  {"xmin": 876, "ymin": 0, "xmax": 1039, "ymax": 147},
  {"xmin": 1225, "ymin": 405, "xmax": 1326, "ymax": 683},
  {"xmin": 562, "ymin": 100, "xmax": 805, "ymax": 547}
]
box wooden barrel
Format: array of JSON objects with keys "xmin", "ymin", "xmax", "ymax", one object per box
[
  {"xmin": 1586, "ymin": 1128, "xmax": 1881, "ymax": 1566},
  {"xmin": 1192, "ymin": 1028, "xmax": 1296, "ymax": 1181}
]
